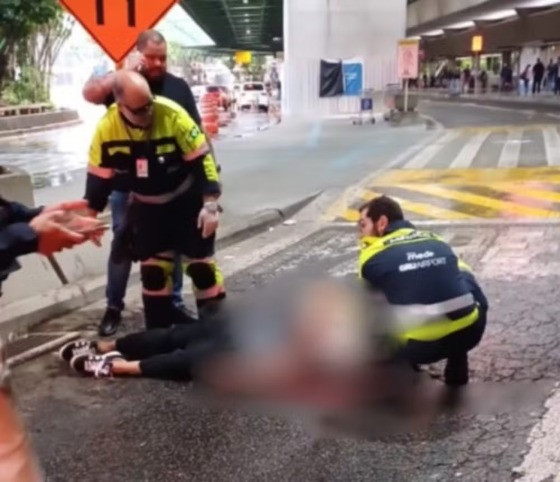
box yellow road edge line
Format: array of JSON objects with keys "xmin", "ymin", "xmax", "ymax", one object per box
[{"xmin": 392, "ymin": 183, "xmax": 560, "ymax": 218}]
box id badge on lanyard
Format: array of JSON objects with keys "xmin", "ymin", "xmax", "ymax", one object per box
[{"xmin": 136, "ymin": 158, "xmax": 149, "ymax": 178}]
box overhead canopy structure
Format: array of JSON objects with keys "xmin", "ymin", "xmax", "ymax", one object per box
[
  {"xmin": 180, "ymin": 0, "xmax": 283, "ymax": 52},
  {"xmin": 416, "ymin": 0, "xmax": 560, "ymax": 58},
  {"xmin": 155, "ymin": 4, "xmax": 215, "ymax": 47},
  {"xmin": 408, "ymin": 0, "xmax": 560, "ymax": 37}
]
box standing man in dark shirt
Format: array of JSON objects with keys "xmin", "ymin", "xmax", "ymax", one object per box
[
  {"xmin": 83, "ymin": 30, "xmax": 225, "ymax": 337},
  {"xmin": 532, "ymin": 58, "xmax": 545, "ymax": 94}
]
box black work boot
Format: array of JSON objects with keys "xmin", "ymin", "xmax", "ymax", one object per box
[
  {"xmin": 143, "ymin": 296, "xmax": 197, "ymax": 330},
  {"xmin": 98, "ymin": 308, "xmax": 122, "ymax": 337},
  {"xmin": 444, "ymin": 352, "xmax": 469, "ymax": 387},
  {"xmin": 197, "ymin": 294, "xmax": 227, "ymax": 322}
]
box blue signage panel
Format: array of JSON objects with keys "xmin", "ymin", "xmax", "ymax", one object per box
[{"xmin": 343, "ymin": 62, "xmax": 363, "ymax": 96}]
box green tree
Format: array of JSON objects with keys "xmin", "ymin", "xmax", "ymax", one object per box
[
  {"xmin": 167, "ymin": 43, "xmax": 208, "ymax": 83},
  {"xmin": 0, "ymin": 0, "xmax": 68, "ymax": 103}
]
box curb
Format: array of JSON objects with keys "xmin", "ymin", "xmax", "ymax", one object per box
[
  {"xmin": 7, "ymin": 332, "xmax": 80, "ymax": 368},
  {"xmin": 0, "ymin": 118, "xmax": 83, "ymax": 139},
  {"xmin": 329, "ymin": 218, "xmax": 560, "ymax": 229},
  {"xmin": 0, "ymin": 192, "xmax": 321, "ymax": 339},
  {"xmin": 217, "ymin": 192, "xmax": 322, "ymax": 249}
]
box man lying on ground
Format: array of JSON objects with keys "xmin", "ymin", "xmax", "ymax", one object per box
[{"xmin": 59, "ymin": 278, "xmax": 401, "ymax": 410}]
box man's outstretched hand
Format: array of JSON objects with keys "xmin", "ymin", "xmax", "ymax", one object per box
[
  {"xmin": 29, "ymin": 210, "xmax": 107, "ymax": 256},
  {"xmin": 30, "ymin": 211, "xmax": 85, "ymax": 256},
  {"xmin": 43, "ymin": 200, "xmax": 90, "ymax": 215},
  {"xmin": 42, "ymin": 200, "xmax": 105, "ymax": 247}
]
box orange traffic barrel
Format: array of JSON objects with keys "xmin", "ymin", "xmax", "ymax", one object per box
[{"xmin": 200, "ymin": 92, "xmax": 219, "ymax": 136}]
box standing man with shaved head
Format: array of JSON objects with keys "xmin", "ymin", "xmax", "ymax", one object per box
[
  {"xmin": 83, "ymin": 30, "xmax": 225, "ymax": 336},
  {"xmin": 85, "ymin": 70, "xmax": 222, "ymax": 330}
]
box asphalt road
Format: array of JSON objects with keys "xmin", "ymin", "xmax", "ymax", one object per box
[
  {"xmin": 0, "ymin": 109, "xmax": 430, "ymax": 224},
  {"xmin": 12, "ymin": 220, "xmax": 560, "ymax": 482},
  {"xmin": 419, "ymin": 99, "xmax": 559, "ymax": 129}
]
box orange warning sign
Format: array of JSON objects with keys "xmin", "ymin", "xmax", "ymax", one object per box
[{"xmin": 59, "ymin": 0, "xmax": 177, "ymax": 63}]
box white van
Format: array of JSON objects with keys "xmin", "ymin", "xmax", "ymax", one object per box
[{"xmin": 239, "ymin": 82, "xmax": 269, "ymax": 112}]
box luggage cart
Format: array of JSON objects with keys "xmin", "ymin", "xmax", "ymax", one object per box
[{"xmin": 352, "ymin": 88, "xmax": 375, "ymax": 125}]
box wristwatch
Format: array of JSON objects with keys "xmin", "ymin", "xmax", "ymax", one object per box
[{"xmin": 204, "ymin": 201, "xmax": 219, "ymax": 214}]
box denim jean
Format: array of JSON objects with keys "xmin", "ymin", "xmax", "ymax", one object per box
[{"xmin": 106, "ymin": 191, "xmax": 184, "ymax": 311}]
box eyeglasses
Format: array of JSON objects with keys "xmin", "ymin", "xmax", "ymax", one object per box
[{"xmin": 124, "ymin": 98, "xmax": 154, "ymax": 116}]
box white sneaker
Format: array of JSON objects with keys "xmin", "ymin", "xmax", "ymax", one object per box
[
  {"xmin": 59, "ymin": 340, "xmax": 98, "ymax": 363},
  {"xmin": 70, "ymin": 352, "xmax": 123, "ymax": 378}
]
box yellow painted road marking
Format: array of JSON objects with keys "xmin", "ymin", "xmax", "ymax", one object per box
[
  {"xmin": 393, "ymin": 183, "xmax": 560, "ymax": 218},
  {"xmin": 340, "ymin": 208, "xmax": 360, "ymax": 223},
  {"xmin": 476, "ymin": 182, "xmax": 560, "ymax": 205},
  {"xmin": 324, "ymin": 192, "xmax": 353, "ymax": 221},
  {"xmin": 330, "ymin": 166, "xmax": 560, "ymax": 222},
  {"xmin": 373, "ymin": 167, "xmax": 560, "ymax": 185},
  {"xmin": 360, "ymin": 189, "xmax": 475, "ymax": 220},
  {"xmin": 342, "ymin": 208, "xmax": 360, "ymax": 222}
]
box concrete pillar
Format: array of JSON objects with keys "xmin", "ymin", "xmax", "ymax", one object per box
[{"xmin": 282, "ymin": 0, "xmax": 407, "ymax": 119}]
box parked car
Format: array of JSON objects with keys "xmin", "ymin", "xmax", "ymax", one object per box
[{"xmin": 239, "ymin": 82, "xmax": 269, "ymax": 113}]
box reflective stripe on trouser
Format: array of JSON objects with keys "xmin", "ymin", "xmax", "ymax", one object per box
[
  {"xmin": 184, "ymin": 258, "xmax": 226, "ymax": 307},
  {"xmin": 397, "ymin": 307, "xmax": 480, "ymax": 343},
  {"xmin": 140, "ymin": 255, "xmax": 196, "ymax": 330}
]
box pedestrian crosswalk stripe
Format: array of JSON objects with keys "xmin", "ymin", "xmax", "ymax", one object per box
[
  {"xmin": 360, "ymin": 189, "xmax": 475, "ymax": 220},
  {"xmin": 543, "ymin": 127, "xmax": 560, "ymax": 166},
  {"xmin": 395, "ymin": 125, "xmax": 560, "ymax": 170},
  {"xmin": 450, "ymin": 131, "xmax": 490, "ymax": 169},
  {"xmin": 391, "ymin": 183, "xmax": 560, "ymax": 218},
  {"xmin": 403, "ymin": 131, "xmax": 461, "ymax": 169},
  {"xmin": 498, "ymin": 130, "xmax": 524, "ymax": 168}
]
